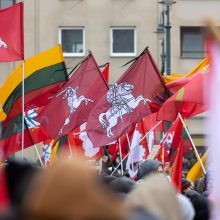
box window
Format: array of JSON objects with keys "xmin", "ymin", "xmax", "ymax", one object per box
[
  {"xmin": 0, "ymin": 0, "xmax": 15, "ymax": 8},
  {"xmin": 110, "ymin": 27, "xmax": 136, "ymax": 57},
  {"xmin": 181, "ymin": 27, "xmax": 205, "ymax": 58},
  {"xmin": 59, "ymin": 27, "xmax": 85, "ymax": 57}
]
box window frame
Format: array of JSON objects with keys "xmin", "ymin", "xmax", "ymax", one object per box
[
  {"xmin": 0, "ymin": 0, "xmax": 15, "ymax": 9},
  {"xmin": 180, "ymin": 26, "xmax": 206, "ymax": 59},
  {"xmin": 110, "ymin": 26, "xmax": 137, "ymax": 57},
  {"xmin": 58, "ymin": 26, "xmax": 85, "ymax": 57}
]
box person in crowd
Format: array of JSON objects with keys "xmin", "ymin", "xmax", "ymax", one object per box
[
  {"xmin": 184, "ymin": 190, "xmax": 210, "ymax": 220},
  {"xmin": 125, "ymin": 173, "xmax": 183, "ymax": 220},
  {"xmin": 108, "ymin": 176, "xmax": 135, "ymax": 195},
  {"xmin": 182, "ymin": 158, "xmax": 190, "ymax": 178},
  {"xmin": 21, "ymin": 158, "xmax": 125, "ymax": 220},
  {"xmin": 182, "ymin": 178, "xmax": 194, "ymax": 194},
  {"xmin": 135, "ymin": 159, "xmax": 163, "ymax": 181},
  {"xmin": 176, "ymin": 193, "xmax": 195, "ymax": 220},
  {"xmin": 194, "ymin": 177, "xmax": 206, "ymax": 194}
]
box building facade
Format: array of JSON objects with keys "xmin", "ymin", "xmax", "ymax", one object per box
[{"xmin": 1, "ymin": 0, "xmax": 219, "ymax": 158}]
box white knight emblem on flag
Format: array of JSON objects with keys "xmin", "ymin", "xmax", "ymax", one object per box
[
  {"xmin": 0, "ymin": 38, "xmax": 7, "ymax": 48},
  {"xmin": 99, "ymin": 82, "xmax": 151, "ymax": 137},
  {"xmin": 57, "ymin": 85, "xmax": 94, "ymax": 135}
]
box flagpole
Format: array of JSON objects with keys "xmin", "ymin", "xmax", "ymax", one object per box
[
  {"xmin": 67, "ymin": 138, "xmax": 73, "ymax": 158},
  {"xmin": 99, "ymin": 158, "xmax": 103, "ymax": 175},
  {"xmin": 118, "ymin": 138, "xmax": 124, "ymax": 175},
  {"xmin": 21, "ymin": 61, "xmax": 25, "ymax": 160},
  {"xmin": 126, "ymin": 133, "xmax": 134, "ymax": 174},
  {"xmin": 111, "ymin": 120, "xmax": 162, "ymax": 176},
  {"xmin": 178, "ymin": 113, "xmax": 206, "ymax": 175},
  {"xmin": 162, "ymin": 135, "xmax": 165, "ymax": 167},
  {"xmin": 34, "ymin": 144, "xmax": 44, "ymax": 168}
]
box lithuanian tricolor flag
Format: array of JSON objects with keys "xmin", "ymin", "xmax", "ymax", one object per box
[
  {"xmin": 0, "ymin": 44, "xmax": 68, "ymax": 121},
  {"xmin": 0, "ymin": 45, "xmax": 68, "ymax": 158}
]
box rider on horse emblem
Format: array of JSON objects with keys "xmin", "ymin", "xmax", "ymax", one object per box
[
  {"xmin": 99, "ymin": 82, "xmax": 151, "ymax": 137},
  {"xmin": 56, "ymin": 85, "xmax": 94, "ymax": 135},
  {"xmin": 107, "ymin": 83, "xmax": 134, "ymax": 119}
]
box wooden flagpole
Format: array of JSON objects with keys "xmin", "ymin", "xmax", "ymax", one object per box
[
  {"xmin": 67, "ymin": 138, "xmax": 73, "ymax": 158},
  {"xmin": 162, "ymin": 132, "xmax": 165, "ymax": 167},
  {"xmin": 126, "ymin": 133, "xmax": 134, "ymax": 174},
  {"xmin": 111, "ymin": 120, "xmax": 162, "ymax": 176},
  {"xmin": 178, "ymin": 113, "xmax": 206, "ymax": 174},
  {"xmin": 34, "ymin": 144, "xmax": 44, "ymax": 168}
]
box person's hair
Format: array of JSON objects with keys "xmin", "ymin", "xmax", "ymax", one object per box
[{"xmin": 22, "ymin": 159, "xmax": 125, "ymax": 220}]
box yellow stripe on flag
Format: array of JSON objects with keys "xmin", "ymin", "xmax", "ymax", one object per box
[
  {"xmin": 163, "ymin": 57, "xmax": 208, "ymax": 83},
  {"xmin": 185, "ymin": 57, "xmax": 208, "ymax": 78},
  {"xmin": 0, "ymin": 44, "xmax": 64, "ymax": 107},
  {"xmin": 186, "ymin": 151, "xmax": 207, "ymax": 183},
  {"xmin": 50, "ymin": 141, "xmax": 59, "ymax": 164}
]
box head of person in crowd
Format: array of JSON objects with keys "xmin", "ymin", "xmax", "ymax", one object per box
[
  {"xmin": 184, "ymin": 190, "xmax": 210, "ymax": 220},
  {"xmin": 194, "ymin": 177, "xmax": 206, "ymax": 194},
  {"xmin": 4, "ymin": 160, "xmax": 39, "ymax": 216},
  {"xmin": 108, "ymin": 176, "xmax": 135, "ymax": 195},
  {"xmin": 22, "ymin": 158, "xmax": 125, "ymax": 220},
  {"xmin": 182, "ymin": 178, "xmax": 194, "ymax": 194},
  {"xmin": 125, "ymin": 173, "xmax": 183, "ymax": 220},
  {"xmin": 136, "ymin": 160, "xmax": 163, "ymax": 181},
  {"xmin": 176, "ymin": 193, "xmax": 195, "ymax": 220},
  {"xmin": 182, "ymin": 158, "xmax": 190, "ymax": 178}
]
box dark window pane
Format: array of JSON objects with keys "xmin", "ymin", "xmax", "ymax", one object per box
[
  {"xmin": 181, "ymin": 27, "xmax": 205, "ymax": 58},
  {"xmin": 61, "ymin": 29, "xmax": 83, "ymax": 54},
  {"xmin": 112, "ymin": 29, "xmax": 134, "ymax": 53},
  {"xmin": 0, "ymin": 0, "xmax": 14, "ymax": 9}
]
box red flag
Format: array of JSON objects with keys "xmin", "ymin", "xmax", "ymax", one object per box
[
  {"xmin": 157, "ymin": 72, "xmax": 208, "ymax": 122},
  {"xmin": 166, "ymin": 72, "xmax": 202, "ymax": 93},
  {"xmin": 0, "ymin": 2, "xmax": 24, "ymax": 61},
  {"xmin": 37, "ymin": 52, "xmax": 108, "ymax": 140},
  {"xmin": 87, "ymin": 48, "xmax": 170, "ymax": 146},
  {"xmin": 171, "ymin": 140, "xmax": 183, "ymax": 193},
  {"xmin": 101, "ymin": 63, "xmax": 110, "ymax": 84},
  {"xmin": 158, "ymin": 117, "xmax": 182, "ymax": 163},
  {"xmin": 142, "ymin": 113, "xmax": 164, "ymax": 132},
  {"xmin": 68, "ymin": 123, "xmax": 102, "ymax": 160},
  {"xmin": 118, "ymin": 124, "xmax": 135, "ymax": 158}
]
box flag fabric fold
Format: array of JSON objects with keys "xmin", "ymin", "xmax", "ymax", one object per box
[
  {"xmin": 158, "ymin": 117, "xmax": 183, "ymax": 164},
  {"xmin": 157, "ymin": 72, "xmax": 208, "ymax": 122},
  {"xmin": 68, "ymin": 123, "xmax": 102, "ymax": 160},
  {"xmin": 86, "ymin": 48, "xmax": 171, "ymax": 147},
  {"xmin": 36, "ymin": 52, "xmax": 109, "ymax": 140},
  {"xmin": 171, "ymin": 140, "xmax": 183, "ymax": 193},
  {"xmin": 0, "ymin": 2, "xmax": 24, "ymax": 61},
  {"xmin": 101, "ymin": 63, "xmax": 110, "ymax": 84}
]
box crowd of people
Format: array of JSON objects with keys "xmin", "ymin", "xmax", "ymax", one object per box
[{"xmin": 0, "ymin": 152, "xmax": 210, "ymax": 220}]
